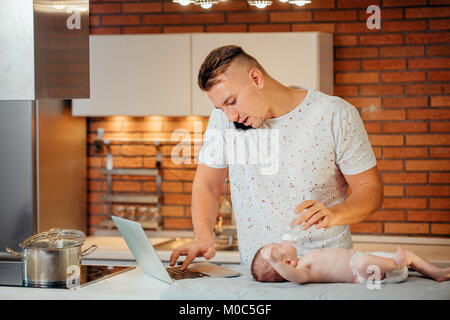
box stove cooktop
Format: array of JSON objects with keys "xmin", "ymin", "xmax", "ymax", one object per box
[{"xmin": 0, "ymin": 261, "xmax": 134, "ymax": 289}]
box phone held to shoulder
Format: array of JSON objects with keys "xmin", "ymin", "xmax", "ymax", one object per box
[{"xmin": 234, "ymin": 121, "xmax": 253, "ymax": 131}]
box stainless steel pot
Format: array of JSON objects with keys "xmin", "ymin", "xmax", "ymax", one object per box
[{"xmin": 6, "ymin": 228, "xmax": 97, "ymax": 287}]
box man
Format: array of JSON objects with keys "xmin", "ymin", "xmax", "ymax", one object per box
[{"xmin": 170, "ymin": 45, "xmax": 383, "ymax": 269}]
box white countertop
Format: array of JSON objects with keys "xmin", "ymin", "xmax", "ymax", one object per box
[
  {"xmin": 0, "ymin": 264, "xmax": 169, "ymax": 300},
  {"xmin": 1, "ymin": 235, "xmax": 448, "ymax": 300}
]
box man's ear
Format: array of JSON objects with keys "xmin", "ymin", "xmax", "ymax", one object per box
[{"xmin": 248, "ymin": 68, "xmax": 264, "ymax": 89}]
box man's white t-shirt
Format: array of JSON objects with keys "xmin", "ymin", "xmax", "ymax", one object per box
[{"xmin": 198, "ymin": 86, "xmax": 377, "ymax": 266}]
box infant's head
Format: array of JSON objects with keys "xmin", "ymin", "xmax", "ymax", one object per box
[{"xmin": 251, "ymin": 241, "xmax": 299, "ymax": 282}]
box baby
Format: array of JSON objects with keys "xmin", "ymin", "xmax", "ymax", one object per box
[{"xmin": 251, "ymin": 241, "xmax": 450, "ymax": 284}]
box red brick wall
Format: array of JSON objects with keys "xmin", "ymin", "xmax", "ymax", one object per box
[
  {"xmin": 87, "ymin": 116, "xmax": 209, "ymax": 234},
  {"xmin": 87, "ymin": 0, "xmax": 450, "ymax": 237}
]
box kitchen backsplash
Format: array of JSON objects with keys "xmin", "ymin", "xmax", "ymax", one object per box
[
  {"xmin": 87, "ymin": 116, "xmax": 212, "ymax": 234},
  {"xmin": 86, "ymin": 0, "xmax": 450, "ymax": 237}
]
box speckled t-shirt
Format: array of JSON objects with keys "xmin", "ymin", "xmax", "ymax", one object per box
[{"xmin": 198, "ymin": 86, "xmax": 377, "ymax": 266}]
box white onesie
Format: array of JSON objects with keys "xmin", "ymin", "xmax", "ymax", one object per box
[{"xmin": 198, "ymin": 86, "xmax": 377, "ymax": 266}]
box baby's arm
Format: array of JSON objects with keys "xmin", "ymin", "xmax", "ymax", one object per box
[
  {"xmin": 270, "ymin": 261, "xmax": 310, "ymax": 284},
  {"xmin": 260, "ymin": 246, "xmax": 310, "ymax": 284}
]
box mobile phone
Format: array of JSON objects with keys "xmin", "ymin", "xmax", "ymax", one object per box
[{"xmin": 233, "ymin": 121, "xmax": 253, "ymax": 130}]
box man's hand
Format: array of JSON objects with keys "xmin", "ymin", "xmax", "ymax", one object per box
[
  {"xmin": 294, "ymin": 200, "xmax": 338, "ymax": 231},
  {"xmin": 169, "ymin": 239, "xmax": 216, "ymax": 270}
]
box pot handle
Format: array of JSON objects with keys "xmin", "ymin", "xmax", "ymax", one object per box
[
  {"xmin": 5, "ymin": 247, "xmax": 23, "ymax": 258},
  {"xmin": 81, "ymin": 244, "xmax": 98, "ymax": 256},
  {"xmin": 48, "ymin": 228, "xmax": 63, "ymax": 243}
]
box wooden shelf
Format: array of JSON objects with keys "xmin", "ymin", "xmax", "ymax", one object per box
[
  {"xmin": 100, "ymin": 168, "xmax": 158, "ymax": 176},
  {"xmin": 99, "ymin": 219, "xmax": 161, "ymax": 230},
  {"xmin": 101, "ymin": 137, "xmax": 203, "ymax": 144},
  {"xmin": 100, "ymin": 195, "xmax": 159, "ymax": 204}
]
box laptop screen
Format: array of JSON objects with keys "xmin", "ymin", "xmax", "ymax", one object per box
[{"xmin": 112, "ymin": 216, "xmax": 173, "ymax": 284}]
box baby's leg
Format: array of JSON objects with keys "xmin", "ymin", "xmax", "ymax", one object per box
[
  {"xmin": 404, "ymin": 247, "xmax": 450, "ymax": 282},
  {"xmin": 353, "ymin": 246, "xmax": 409, "ymax": 282}
]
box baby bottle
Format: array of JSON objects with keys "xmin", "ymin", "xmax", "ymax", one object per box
[{"xmin": 282, "ymin": 211, "xmax": 302, "ymax": 243}]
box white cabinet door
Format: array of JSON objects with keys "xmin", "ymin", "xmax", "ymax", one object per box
[
  {"xmin": 191, "ymin": 32, "xmax": 333, "ymax": 116},
  {"xmin": 72, "ymin": 34, "xmax": 191, "ymax": 116}
]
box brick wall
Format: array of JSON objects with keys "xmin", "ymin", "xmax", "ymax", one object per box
[
  {"xmin": 87, "ymin": 116, "xmax": 209, "ymax": 234},
  {"xmin": 87, "ymin": 0, "xmax": 450, "ymax": 237}
]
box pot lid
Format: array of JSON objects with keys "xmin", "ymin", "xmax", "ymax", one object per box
[{"xmin": 20, "ymin": 228, "xmax": 86, "ymax": 249}]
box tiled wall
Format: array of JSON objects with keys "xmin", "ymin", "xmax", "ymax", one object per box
[{"xmin": 87, "ymin": 0, "xmax": 450, "ymax": 237}]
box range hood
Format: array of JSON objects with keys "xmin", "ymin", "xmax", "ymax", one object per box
[{"xmin": 0, "ymin": 0, "xmax": 89, "ymax": 100}]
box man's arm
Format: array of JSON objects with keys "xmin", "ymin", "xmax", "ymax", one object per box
[
  {"xmin": 329, "ymin": 165, "xmax": 383, "ymax": 226},
  {"xmin": 191, "ymin": 164, "xmax": 228, "ymax": 242},
  {"xmin": 170, "ymin": 164, "xmax": 227, "ymax": 269},
  {"xmin": 295, "ymin": 165, "xmax": 383, "ymax": 230}
]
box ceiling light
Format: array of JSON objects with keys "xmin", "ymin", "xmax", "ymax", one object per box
[
  {"xmin": 195, "ymin": 0, "xmax": 220, "ymax": 9},
  {"xmin": 173, "ymin": 0, "xmax": 312, "ymax": 8},
  {"xmin": 288, "ymin": 0, "xmax": 311, "ymax": 6},
  {"xmin": 52, "ymin": 1, "xmax": 67, "ymax": 9},
  {"xmin": 173, "ymin": 0, "xmax": 196, "ymax": 5},
  {"xmin": 247, "ymin": 0, "xmax": 273, "ymax": 8}
]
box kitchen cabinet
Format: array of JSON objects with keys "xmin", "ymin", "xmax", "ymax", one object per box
[
  {"xmin": 72, "ymin": 32, "xmax": 333, "ymax": 117},
  {"xmin": 191, "ymin": 32, "xmax": 333, "ymax": 116},
  {"xmin": 72, "ymin": 34, "xmax": 191, "ymax": 116}
]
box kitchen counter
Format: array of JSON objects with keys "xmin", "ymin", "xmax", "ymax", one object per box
[
  {"xmin": 2, "ymin": 259, "xmax": 449, "ymax": 301},
  {"xmin": 0, "ymin": 264, "xmax": 169, "ymax": 300},
  {"xmin": 1, "ymin": 235, "xmax": 449, "ymax": 300}
]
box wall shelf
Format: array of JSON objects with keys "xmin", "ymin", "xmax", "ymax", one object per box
[
  {"xmin": 99, "ymin": 219, "xmax": 160, "ymax": 230},
  {"xmin": 95, "ymin": 130, "xmax": 165, "ymax": 230},
  {"xmin": 100, "ymin": 195, "xmax": 160, "ymax": 204},
  {"xmin": 99, "ymin": 168, "xmax": 158, "ymax": 176}
]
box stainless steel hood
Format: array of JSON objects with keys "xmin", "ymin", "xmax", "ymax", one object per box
[
  {"xmin": 0, "ymin": 0, "xmax": 89, "ymax": 260},
  {"xmin": 0, "ymin": 0, "xmax": 90, "ymax": 100}
]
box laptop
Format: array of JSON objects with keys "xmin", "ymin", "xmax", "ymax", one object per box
[{"xmin": 111, "ymin": 216, "xmax": 240, "ymax": 284}]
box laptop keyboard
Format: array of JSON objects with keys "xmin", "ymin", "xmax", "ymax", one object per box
[{"xmin": 166, "ymin": 266, "xmax": 209, "ymax": 280}]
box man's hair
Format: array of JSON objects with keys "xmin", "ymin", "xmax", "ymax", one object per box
[
  {"xmin": 251, "ymin": 246, "xmax": 286, "ymax": 282},
  {"xmin": 198, "ymin": 45, "xmax": 266, "ymax": 91}
]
